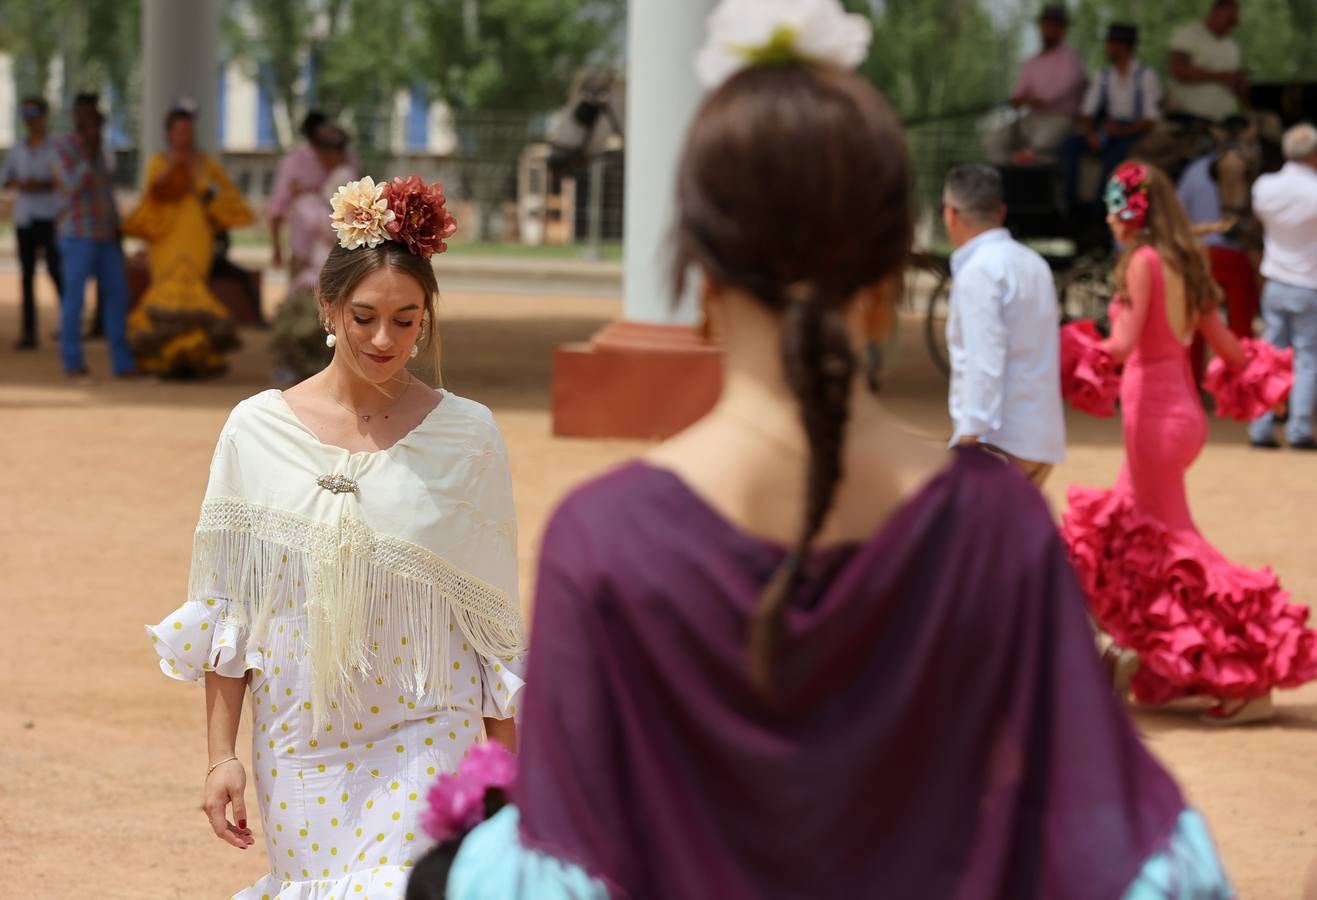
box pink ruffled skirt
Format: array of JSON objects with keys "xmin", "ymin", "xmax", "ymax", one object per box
[{"xmin": 1063, "ymin": 486, "xmax": 1317, "ymax": 703}]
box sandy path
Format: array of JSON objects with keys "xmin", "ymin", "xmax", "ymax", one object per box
[{"xmin": 1, "ymin": 280, "xmax": 1314, "ymax": 898}]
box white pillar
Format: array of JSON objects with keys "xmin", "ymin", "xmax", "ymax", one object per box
[
  {"xmin": 139, "ymin": 0, "xmax": 221, "ymax": 163},
  {"xmin": 621, "ymin": 0, "xmax": 708, "ymax": 325}
]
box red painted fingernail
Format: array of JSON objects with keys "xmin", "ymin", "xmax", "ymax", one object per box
[{"xmin": 238, "ymin": 819, "xmax": 246, "ymax": 829}]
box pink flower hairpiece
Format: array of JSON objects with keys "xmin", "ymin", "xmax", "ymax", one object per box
[
  {"xmin": 421, "ymin": 741, "xmax": 517, "ymax": 844},
  {"xmin": 329, "ymin": 174, "xmax": 458, "ymax": 258},
  {"xmin": 1105, "ymin": 162, "xmax": 1151, "ymax": 228}
]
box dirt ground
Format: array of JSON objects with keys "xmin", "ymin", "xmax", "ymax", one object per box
[{"xmin": 1, "ymin": 276, "xmax": 1315, "ymax": 899}]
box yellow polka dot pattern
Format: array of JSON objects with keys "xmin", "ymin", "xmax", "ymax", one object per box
[{"xmin": 148, "ymin": 592, "xmax": 527, "ymax": 896}]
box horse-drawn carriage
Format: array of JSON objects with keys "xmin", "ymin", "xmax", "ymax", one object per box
[{"xmin": 911, "ymin": 79, "xmax": 1317, "ymax": 376}]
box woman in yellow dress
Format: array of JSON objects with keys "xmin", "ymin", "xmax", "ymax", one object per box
[{"xmin": 125, "ymin": 105, "xmax": 254, "ymax": 378}]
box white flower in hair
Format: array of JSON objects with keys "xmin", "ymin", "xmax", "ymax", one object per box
[
  {"xmin": 329, "ymin": 175, "xmax": 396, "ymax": 250},
  {"xmin": 695, "ymin": 0, "xmax": 873, "ymax": 89}
]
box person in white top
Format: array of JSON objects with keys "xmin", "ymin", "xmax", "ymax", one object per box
[
  {"xmin": 1062, "ymin": 23, "xmax": 1162, "ymax": 212},
  {"xmin": 146, "ymin": 175, "xmax": 520, "ymax": 899},
  {"xmin": 984, "ymin": 5, "xmax": 1088, "ymax": 165},
  {"xmin": 1, "ymin": 96, "xmax": 63, "ymax": 350},
  {"xmin": 1167, "ymin": 0, "xmax": 1246, "ymax": 123},
  {"xmin": 1248, "ymin": 123, "xmax": 1317, "ymax": 450},
  {"xmin": 943, "ymin": 163, "xmax": 1065, "ymax": 485}
]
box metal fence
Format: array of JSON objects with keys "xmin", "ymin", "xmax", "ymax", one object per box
[
  {"xmin": 217, "ymin": 110, "xmax": 627, "ymax": 251},
  {"xmin": 904, "ymin": 110, "xmax": 991, "ymax": 251},
  {"xmin": 26, "ymin": 107, "xmax": 987, "ymax": 254}
]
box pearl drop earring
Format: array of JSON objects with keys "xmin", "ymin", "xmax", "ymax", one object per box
[
  {"xmin": 325, "ymin": 332, "xmax": 337, "ymax": 349},
  {"xmin": 409, "ymin": 344, "xmax": 419, "ymax": 359}
]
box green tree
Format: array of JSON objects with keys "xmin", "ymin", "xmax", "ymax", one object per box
[
  {"xmin": 314, "ymin": 0, "xmax": 416, "ymax": 161},
  {"xmin": 409, "ymin": 0, "xmax": 622, "ymax": 113},
  {"xmin": 848, "ymin": 0, "xmax": 1022, "ymax": 120},
  {"xmin": 0, "ymin": 3, "xmax": 60, "ymax": 100},
  {"xmin": 1068, "ymin": 0, "xmax": 1315, "ymax": 82},
  {"xmin": 0, "ymin": 0, "xmax": 141, "ymax": 133},
  {"xmin": 399, "ymin": 0, "xmax": 624, "ymax": 238},
  {"xmin": 66, "ymin": 0, "xmax": 141, "ymax": 121},
  {"xmin": 224, "ymin": 0, "xmax": 310, "ymax": 144}
]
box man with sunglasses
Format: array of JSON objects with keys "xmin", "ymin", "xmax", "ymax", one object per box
[{"xmin": 1, "ymin": 97, "xmax": 63, "ymax": 350}]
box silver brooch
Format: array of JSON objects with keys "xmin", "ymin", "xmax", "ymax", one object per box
[{"xmin": 317, "ymin": 474, "xmax": 359, "ymax": 495}]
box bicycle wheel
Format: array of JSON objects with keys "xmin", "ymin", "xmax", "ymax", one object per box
[{"xmin": 923, "ymin": 269, "xmax": 952, "ymax": 377}]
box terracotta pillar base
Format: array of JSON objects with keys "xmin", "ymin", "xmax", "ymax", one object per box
[{"xmin": 552, "ymin": 320, "xmax": 723, "ymax": 439}]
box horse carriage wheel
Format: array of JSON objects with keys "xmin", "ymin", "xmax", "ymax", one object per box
[{"xmin": 1054, "ymin": 249, "xmax": 1115, "ymax": 329}]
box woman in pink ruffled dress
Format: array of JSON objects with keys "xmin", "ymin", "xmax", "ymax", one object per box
[{"xmin": 1064, "ymin": 162, "xmax": 1317, "ymax": 724}]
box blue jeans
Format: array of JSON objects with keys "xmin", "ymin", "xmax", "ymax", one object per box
[
  {"xmin": 1249, "ymin": 279, "xmax": 1317, "ymax": 444},
  {"xmin": 1061, "ymin": 131, "xmax": 1138, "ymax": 212},
  {"xmin": 60, "ymin": 237, "xmax": 134, "ymax": 374}
]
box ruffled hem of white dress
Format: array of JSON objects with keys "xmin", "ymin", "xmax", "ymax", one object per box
[
  {"xmin": 233, "ymin": 864, "xmax": 415, "ymax": 899},
  {"xmin": 146, "ymin": 596, "xmax": 264, "ymax": 682}
]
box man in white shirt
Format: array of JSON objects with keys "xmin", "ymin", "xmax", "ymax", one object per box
[
  {"xmin": 1061, "ymin": 23, "xmax": 1162, "ymax": 212},
  {"xmin": 1248, "ymin": 123, "xmax": 1317, "ymax": 450},
  {"xmin": 942, "ymin": 164, "xmax": 1065, "ymax": 485},
  {"xmin": 1167, "ymin": 0, "xmax": 1246, "ymax": 123},
  {"xmin": 985, "ymin": 5, "xmax": 1088, "ymax": 165},
  {"xmin": 1, "ymin": 96, "xmax": 63, "ymax": 350}
]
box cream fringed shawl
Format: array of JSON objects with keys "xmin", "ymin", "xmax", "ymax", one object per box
[{"xmin": 190, "ymin": 389, "xmax": 524, "ymax": 727}]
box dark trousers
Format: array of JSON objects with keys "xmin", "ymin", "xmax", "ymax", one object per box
[
  {"xmin": 15, "ymin": 218, "xmax": 62, "ymax": 343},
  {"xmin": 1061, "ymin": 131, "xmax": 1138, "ymax": 212}
]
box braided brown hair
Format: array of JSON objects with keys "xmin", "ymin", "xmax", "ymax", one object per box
[{"xmin": 671, "ymin": 63, "xmax": 913, "ymax": 693}]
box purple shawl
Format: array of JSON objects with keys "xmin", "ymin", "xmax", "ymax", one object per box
[{"xmin": 514, "ymin": 449, "xmax": 1184, "ymax": 899}]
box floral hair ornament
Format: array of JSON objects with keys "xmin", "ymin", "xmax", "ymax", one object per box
[
  {"xmin": 330, "ymin": 174, "xmax": 458, "ymax": 256},
  {"xmin": 695, "ymin": 0, "xmax": 873, "ymax": 89},
  {"xmin": 421, "ymin": 741, "xmax": 517, "ymax": 845},
  {"xmin": 1105, "ymin": 162, "xmax": 1151, "ymax": 229}
]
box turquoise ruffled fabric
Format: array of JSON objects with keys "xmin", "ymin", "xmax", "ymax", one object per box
[
  {"xmin": 1122, "ymin": 809, "xmax": 1234, "ymax": 899},
  {"xmin": 448, "ymin": 805, "xmax": 1227, "ymax": 899},
  {"xmin": 447, "ymin": 806, "xmax": 608, "ymax": 899}
]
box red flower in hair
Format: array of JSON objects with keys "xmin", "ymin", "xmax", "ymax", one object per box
[
  {"xmin": 1124, "ymin": 190, "xmax": 1149, "ymax": 225},
  {"xmin": 1115, "ymin": 162, "xmax": 1148, "ymax": 193},
  {"xmin": 381, "ymin": 175, "xmax": 458, "ymax": 257}
]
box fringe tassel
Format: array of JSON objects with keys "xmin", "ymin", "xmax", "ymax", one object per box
[{"xmin": 190, "ymin": 497, "xmax": 525, "ymax": 730}]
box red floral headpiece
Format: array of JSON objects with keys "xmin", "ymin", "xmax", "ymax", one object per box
[
  {"xmin": 1105, "ymin": 162, "xmax": 1150, "ymax": 229},
  {"xmin": 330, "ymin": 175, "xmax": 458, "ymax": 258}
]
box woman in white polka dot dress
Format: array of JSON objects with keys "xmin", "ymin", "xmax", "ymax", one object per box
[{"xmin": 146, "ymin": 176, "xmax": 526, "ymax": 899}]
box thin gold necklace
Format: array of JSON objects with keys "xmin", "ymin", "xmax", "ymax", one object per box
[
  {"xmin": 329, "ymin": 378, "xmax": 411, "ymax": 423},
  {"xmin": 720, "ymin": 403, "xmax": 881, "ymax": 456},
  {"xmin": 719, "ymin": 410, "xmax": 805, "ymax": 456}
]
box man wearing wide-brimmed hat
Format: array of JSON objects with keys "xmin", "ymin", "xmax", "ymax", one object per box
[{"xmin": 985, "ymin": 4, "xmax": 1087, "ymax": 165}]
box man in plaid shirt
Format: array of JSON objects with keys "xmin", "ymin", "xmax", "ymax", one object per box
[{"xmin": 53, "ymin": 95, "xmax": 134, "ymax": 377}]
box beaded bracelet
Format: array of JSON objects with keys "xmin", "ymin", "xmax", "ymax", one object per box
[{"xmin": 206, "ymin": 755, "xmax": 240, "ymax": 777}]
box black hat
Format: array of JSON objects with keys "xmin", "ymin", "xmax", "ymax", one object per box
[
  {"xmin": 311, "ymin": 123, "xmax": 349, "ymax": 151},
  {"xmin": 1039, "ymin": 5, "xmax": 1070, "ymax": 25},
  {"xmin": 1105, "ymin": 22, "xmax": 1139, "ymax": 46}
]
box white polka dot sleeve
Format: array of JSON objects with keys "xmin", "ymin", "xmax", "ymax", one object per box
[
  {"xmin": 478, "ymin": 653, "xmax": 527, "ymax": 721},
  {"xmin": 145, "ymin": 595, "xmax": 265, "ymax": 682}
]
